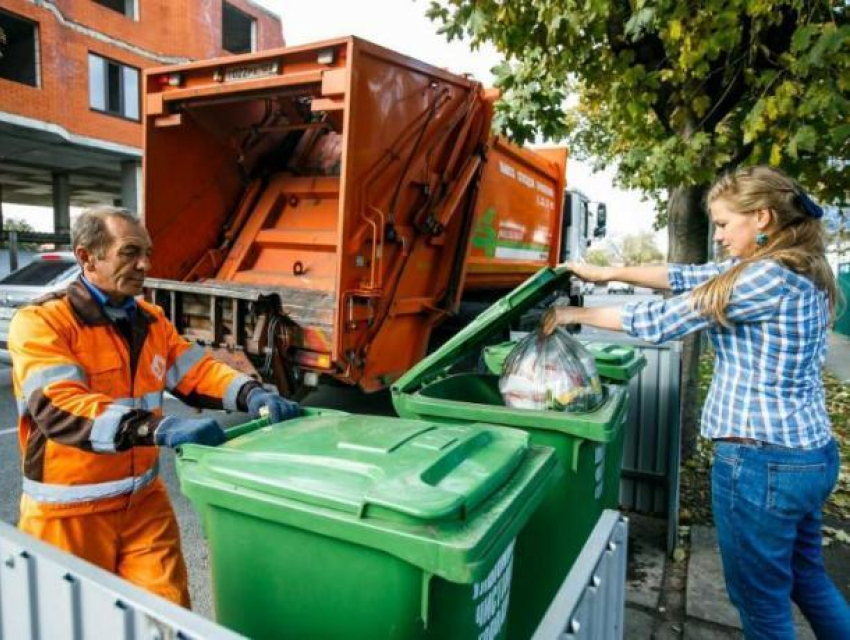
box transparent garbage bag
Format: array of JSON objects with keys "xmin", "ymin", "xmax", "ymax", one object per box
[{"xmin": 498, "ymin": 329, "xmax": 604, "ymax": 412}]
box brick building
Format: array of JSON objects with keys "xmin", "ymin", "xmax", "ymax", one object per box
[{"xmin": 0, "ymin": 0, "xmax": 283, "ymax": 235}]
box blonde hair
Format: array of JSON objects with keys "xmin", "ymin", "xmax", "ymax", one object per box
[{"xmin": 692, "ymin": 165, "xmax": 838, "ymax": 326}]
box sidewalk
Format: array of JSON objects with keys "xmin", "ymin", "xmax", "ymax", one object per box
[
  {"xmin": 827, "ymin": 331, "xmax": 850, "ymax": 383},
  {"xmin": 624, "ymin": 331, "xmax": 850, "ymax": 638},
  {"xmin": 623, "ymin": 514, "xmax": 839, "ymax": 639}
]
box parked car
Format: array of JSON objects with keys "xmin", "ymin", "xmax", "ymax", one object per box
[
  {"xmin": 606, "ymin": 280, "xmax": 635, "ymax": 295},
  {"xmin": 0, "ymin": 252, "xmax": 80, "ymax": 364}
]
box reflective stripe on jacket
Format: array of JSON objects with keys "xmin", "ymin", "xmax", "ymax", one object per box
[{"xmin": 9, "ymin": 279, "xmax": 258, "ymax": 514}]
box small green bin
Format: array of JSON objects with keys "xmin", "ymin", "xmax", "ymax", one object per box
[
  {"xmin": 392, "ymin": 267, "xmax": 644, "ymax": 639},
  {"xmin": 177, "ymin": 408, "xmax": 559, "ymax": 640},
  {"xmin": 482, "ymin": 340, "xmax": 644, "ymax": 382}
]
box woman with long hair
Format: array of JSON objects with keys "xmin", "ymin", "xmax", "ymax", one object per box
[{"xmin": 544, "ymin": 165, "xmax": 849, "ymax": 638}]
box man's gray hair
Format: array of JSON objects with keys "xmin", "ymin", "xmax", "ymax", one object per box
[{"xmin": 72, "ymin": 206, "xmax": 142, "ymax": 258}]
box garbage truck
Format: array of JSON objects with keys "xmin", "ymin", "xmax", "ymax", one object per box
[{"xmin": 141, "ymin": 36, "xmax": 605, "ymax": 398}]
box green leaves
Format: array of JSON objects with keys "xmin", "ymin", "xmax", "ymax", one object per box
[
  {"xmin": 625, "ymin": 7, "xmax": 657, "ymax": 40},
  {"xmin": 426, "ymin": 0, "xmax": 849, "ymax": 214}
]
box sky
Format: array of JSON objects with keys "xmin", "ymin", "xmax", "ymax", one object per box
[
  {"xmin": 259, "ymin": 0, "xmax": 663, "ymax": 252},
  {"xmin": 5, "ymin": 0, "xmax": 663, "ymax": 252}
]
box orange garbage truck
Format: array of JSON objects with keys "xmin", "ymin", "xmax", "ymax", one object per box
[{"xmin": 142, "ymin": 37, "xmax": 600, "ymax": 397}]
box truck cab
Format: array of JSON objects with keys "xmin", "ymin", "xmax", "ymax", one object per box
[{"xmin": 560, "ymin": 189, "xmax": 607, "ymax": 263}]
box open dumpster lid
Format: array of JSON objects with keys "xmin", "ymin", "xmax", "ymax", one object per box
[{"xmin": 393, "ymin": 266, "xmax": 572, "ymax": 396}]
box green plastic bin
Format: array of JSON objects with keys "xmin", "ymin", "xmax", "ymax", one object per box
[
  {"xmin": 836, "ymin": 263, "xmax": 850, "ymax": 337},
  {"xmin": 177, "ymin": 409, "xmax": 559, "ymax": 640},
  {"xmin": 392, "ymin": 266, "xmax": 642, "ymax": 639},
  {"xmin": 482, "ymin": 340, "xmax": 645, "ymax": 382}
]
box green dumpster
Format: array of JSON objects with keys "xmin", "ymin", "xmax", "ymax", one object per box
[
  {"xmin": 392, "ymin": 266, "xmax": 644, "ymax": 639},
  {"xmin": 177, "ymin": 409, "xmax": 559, "ymax": 640},
  {"xmin": 836, "ymin": 263, "xmax": 850, "ymax": 337},
  {"xmin": 482, "ymin": 340, "xmax": 645, "ymax": 383}
]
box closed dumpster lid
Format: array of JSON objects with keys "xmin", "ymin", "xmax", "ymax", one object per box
[
  {"xmin": 582, "ymin": 342, "xmax": 645, "ymax": 382},
  {"xmin": 177, "ymin": 414, "xmax": 559, "ymax": 583},
  {"xmin": 393, "ymin": 266, "xmax": 570, "ymax": 398}
]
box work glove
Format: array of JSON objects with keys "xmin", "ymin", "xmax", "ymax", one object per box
[
  {"xmin": 154, "ymin": 416, "xmax": 227, "ymax": 448},
  {"xmin": 246, "ymin": 387, "xmax": 301, "ymax": 423}
]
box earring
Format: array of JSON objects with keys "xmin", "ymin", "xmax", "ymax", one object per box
[{"xmin": 756, "ymin": 232, "xmax": 768, "ymax": 247}]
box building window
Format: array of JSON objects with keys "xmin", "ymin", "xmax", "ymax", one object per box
[
  {"xmin": 88, "ymin": 53, "xmax": 139, "ymax": 120},
  {"xmin": 222, "ymin": 2, "xmax": 256, "ymax": 54},
  {"xmin": 92, "ymin": 0, "xmax": 137, "ymax": 19},
  {"xmin": 0, "ymin": 10, "xmax": 39, "ymax": 87}
]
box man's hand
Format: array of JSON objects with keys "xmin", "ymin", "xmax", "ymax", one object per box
[
  {"xmin": 247, "ymin": 388, "xmax": 301, "ymax": 423},
  {"xmin": 563, "ymin": 262, "xmax": 612, "ymax": 284},
  {"xmin": 542, "ymin": 305, "xmax": 585, "ymax": 336},
  {"xmin": 154, "ymin": 416, "xmax": 226, "ymax": 448}
]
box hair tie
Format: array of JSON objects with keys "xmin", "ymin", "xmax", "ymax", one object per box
[{"xmin": 796, "ymin": 190, "xmax": 824, "ymax": 219}]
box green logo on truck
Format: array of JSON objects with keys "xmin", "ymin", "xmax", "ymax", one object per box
[{"xmin": 472, "ymin": 208, "xmax": 498, "ymax": 257}]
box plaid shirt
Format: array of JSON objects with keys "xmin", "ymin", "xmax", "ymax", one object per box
[{"xmin": 621, "ymin": 259, "xmax": 832, "ymax": 449}]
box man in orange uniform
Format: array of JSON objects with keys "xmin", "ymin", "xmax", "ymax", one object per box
[{"xmin": 8, "ymin": 206, "xmax": 299, "ymax": 607}]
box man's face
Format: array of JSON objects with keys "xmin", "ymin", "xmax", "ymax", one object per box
[{"xmin": 79, "ymin": 217, "xmax": 153, "ymax": 301}]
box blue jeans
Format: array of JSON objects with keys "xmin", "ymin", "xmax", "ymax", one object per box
[{"xmin": 712, "ymin": 439, "xmax": 850, "ymax": 639}]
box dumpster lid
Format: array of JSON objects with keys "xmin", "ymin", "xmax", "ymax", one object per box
[
  {"xmin": 582, "ymin": 342, "xmax": 645, "ymax": 382},
  {"xmin": 182, "ymin": 414, "xmax": 529, "ymax": 523},
  {"xmin": 393, "ymin": 266, "xmax": 571, "ymax": 396},
  {"xmin": 177, "ymin": 414, "xmax": 559, "ymax": 583},
  {"xmin": 583, "ymin": 342, "xmax": 634, "ymax": 365}
]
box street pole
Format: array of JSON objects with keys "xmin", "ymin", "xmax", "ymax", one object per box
[{"xmin": 9, "ymin": 230, "xmax": 18, "ymax": 272}]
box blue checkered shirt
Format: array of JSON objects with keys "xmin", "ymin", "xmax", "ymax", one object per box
[{"xmin": 621, "ymin": 259, "xmax": 832, "ymax": 448}]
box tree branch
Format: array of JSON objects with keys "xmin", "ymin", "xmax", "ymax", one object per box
[{"xmin": 720, "ymin": 143, "xmax": 755, "ymax": 174}]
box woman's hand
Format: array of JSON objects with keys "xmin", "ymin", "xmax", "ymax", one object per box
[
  {"xmin": 542, "ymin": 305, "xmax": 584, "ymax": 336},
  {"xmin": 564, "ymin": 262, "xmax": 612, "ymax": 283},
  {"xmin": 543, "ymin": 304, "xmax": 626, "ymax": 335}
]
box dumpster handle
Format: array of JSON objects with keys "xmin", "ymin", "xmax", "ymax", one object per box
[
  {"xmin": 223, "ymin": 416, "xmax": 270, "ymax": 442},
  {"xmin": 420, "ymin": 572, "xmax": 433, "ymax": 628},
  {"xmin": 571, "ymin": 439, "xmax": 584, "ymax": 473}
]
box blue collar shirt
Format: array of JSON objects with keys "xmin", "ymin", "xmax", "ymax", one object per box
[{"xmin": 80, "ymin": 276, "xmax": 138, "ymax": 323}]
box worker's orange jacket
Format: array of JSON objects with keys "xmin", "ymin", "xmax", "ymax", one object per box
[{"xmin": 9, "ymin": 279, "xmax": 259, "ymax": 516}]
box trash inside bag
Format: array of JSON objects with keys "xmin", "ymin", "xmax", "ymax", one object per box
[{"xmin": 499, "ymin": 329, "xmax": 604, "ymax": 412}]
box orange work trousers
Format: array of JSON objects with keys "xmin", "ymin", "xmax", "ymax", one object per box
[{"xmin": 18, "ymin": 480, "xmax": 190, "ymax": 607}]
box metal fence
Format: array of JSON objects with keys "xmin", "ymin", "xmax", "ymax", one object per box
[
  {"xmin": 532, "ymin": 510, "xmax": 629, "ymax": 640},
  {"xmin": 579, "ymin": 329, "xmax": 683, "ymax": 553},
  {"xmin": 0, "ymin": 520, "xmax": 244, "ymax": 640},
  {"xmin": 1, "ymin": 515, "xmax": 628, "ymax": 640}
]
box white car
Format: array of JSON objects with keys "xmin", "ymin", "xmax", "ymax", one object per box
[
  {"xmin": 580, "ymin": 281, "xmax": 596, "ymax": 295},
  {"xmin": 0, "ymin": 253, "xmax": 80, "ymax": 364},
  {"xmin": 606, "ymin": 280, "xmax": 634, "ymax": 295}
]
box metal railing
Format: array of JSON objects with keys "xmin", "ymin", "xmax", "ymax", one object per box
[
  {"xmin": 1, "ymin": 507, "xmax": 628, "ymax": 640},
  {"xmin": 533, "ymin": 510, "xmax": 629, "ymax": 640},
  {"xmin": 0, "ymin": 520, "xmax": 244, "ymax": 640}
]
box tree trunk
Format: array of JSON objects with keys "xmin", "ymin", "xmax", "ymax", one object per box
[{"xmin": 667, "ymin": 184, "xmax": 709, "ymax": 460}]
